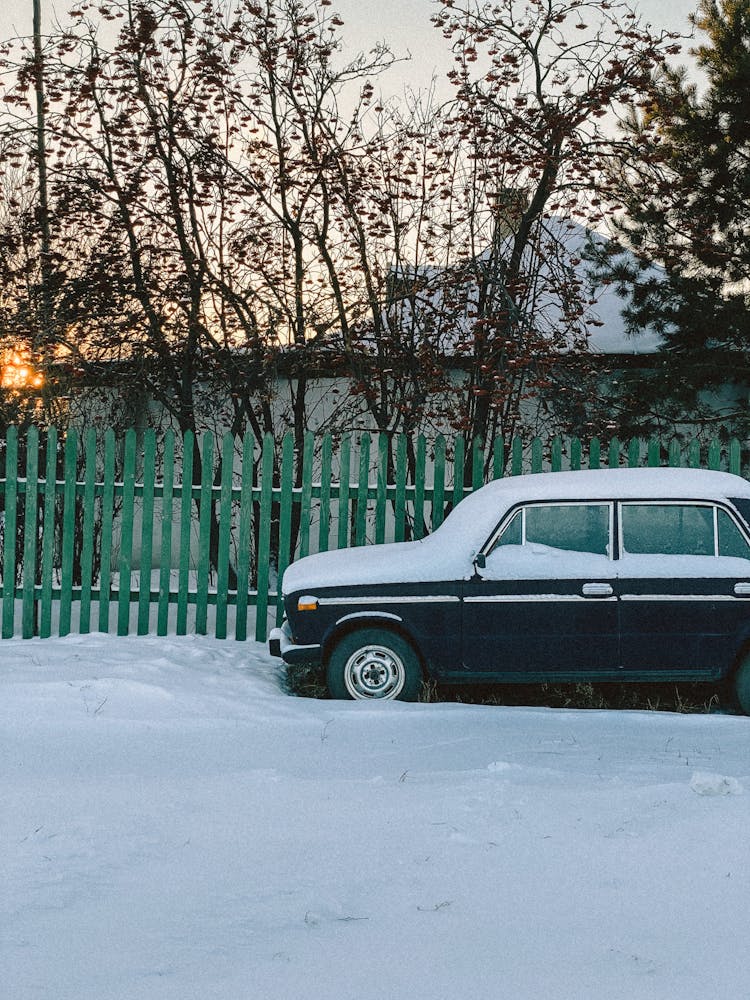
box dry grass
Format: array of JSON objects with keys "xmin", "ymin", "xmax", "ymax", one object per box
[{"xmin": 285, "ymin": 662, "xmax": 731, "ymax": 713}]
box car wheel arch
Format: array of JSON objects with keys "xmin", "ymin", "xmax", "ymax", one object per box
[{"xmin": 322, "ymin": 616, "xmax": 426, "ymax": 674}]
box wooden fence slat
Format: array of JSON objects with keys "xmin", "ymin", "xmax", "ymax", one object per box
[
  {"xmin": 551, "ymin": 436, "xmax": 562, "ymax": 473},
  {"xmin": 511, "ymin": 435, "xmax": 522, "ymax": 475},
  {"xmin": 472, "ymin": 437, "xmax": 483, "ymax": 492},
  {"xmin": 688, "ymin": 438, "xmax": 701, "ymax": 469},
  {"xmin": 215, "ymin": 433, "xmax": 235, "ymax": 641},
  {"xmin": 608, "ymin": 437, "xmax": 620, "ymax": 469},
  {"xmin": 276, "ymin": 432, "xmax": 295, "ymax": 626},
  {"xmin": 195, "ymin": 433, "xmax": 214, "ymax": 636},
  {"xmin": 254, "ymin": 433, "xmax": 275, "ymax": 642},
  {"xmin": 395, "ymin": 434, "xmax": 407, "ymax": 542},
  {"xmin": 730, "ymin": 438, "xmax": 741, "ymax": 476},
  {"xmin": 414, "ymin": 434, "xmax": 426, "ymax": 540},
  {"xmin": 531, "ymin": 437, "xmax": 543, "ymax": 473},
  {"xmin": 337, "ymin": 434, "xmax": 351, "ymax": 550},
  {"xmin": 452, "ymin": 435, "xmax": 465, "ymax": 509},
  {"xmin": 78, "ymin": 429, "xmax": 97, "ymax": 635},
  {"xmin": 117, "ymin": 429, "xmax": 137, "ymax": 637},
  {"xmin": 355, "ymin": 433, "xmax": 370, "ymax": 546},
  {"xmin": 570, "ymin": 436, "xmax": 582, "ymax": 471},
  {"xmin": 588, "ymin": 437, "xmax": 601, "ymax": 470},
  {"xmin": 234, "ymin": 433, "xmax": 254, "ymax": 642},
  {"xmin": 432, "ymin": 434, "xmax": 446, "ymax": 530},
  {"xmin": 648, "ymin": 438, "xmax": 661, "ymax": 467},
  {"xmin": 59, "ymin": 430, "xmax": 78, "ymax": 637},
  {"xmin": 137, "ymin": 429, "xmax": 156, "ymax": 636},
  {"xmin": 668, "ymin": 439, "xmax": 681, "ymax": 467},
  {"xmin": 2, "ymin": 427, "xmax": 19, "ymax": 638},
  {"xmin": 39, "ymin": 428, "xmax": 58, "ymax": 639},
  {"xmin": 627, "ymin": 438, "xmax": 641, "ymax": 468},
  {"xmin": 299, "ymin": 431, "xmax": 314, "ymax": 559},
  {"xmin": 708, "ymin": 438, "xmax": 721, "ymax": 471},
  {"xmin": 318, "ymin": 433, "xmax": 332, "ymax": 553},
  {"xmin": 176, "ymin": 430, "xmax": 195, "ymax": 636},
  {"xmin": 157, "ymin": 430, "xmax": 175, "ymax": 636},
  {"xmin": 21, "ymin": 427, "xmax": 39, "ymax": 639},
  {"xmin": 97, "ymin": 430, "xmax": 116, "ymax": 634},
  {"xmin": 375, "ymin": 434, "xmax": 388, "ymax": 545},
  {"xmin": 492, "ymin": 435, "xmax": 504, "ymax": 480}
]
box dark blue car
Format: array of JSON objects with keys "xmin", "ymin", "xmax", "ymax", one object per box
[{"xmin": 270, "ymin": 467, "xmax": 750, "ymax": 711}]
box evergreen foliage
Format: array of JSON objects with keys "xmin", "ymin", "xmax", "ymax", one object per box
[{"xmin": 596, "ymin": 0, "xmax": 750, "ymax": 434}]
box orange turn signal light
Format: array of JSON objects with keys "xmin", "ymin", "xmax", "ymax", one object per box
[{"xmin": 297, "ymin": 596, "xmax": 319, "ymax": 612}]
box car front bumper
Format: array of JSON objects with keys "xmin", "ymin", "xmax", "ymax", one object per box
[{"xmin": 269, "ymin": 621, "xmax": 322, "ymax": 665}]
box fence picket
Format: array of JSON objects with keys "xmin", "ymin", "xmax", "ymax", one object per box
[
  {"xmin": 234, "ymin": 433, "xmax": 254, "ymax": 642},
  {"xmin": 176, "ymin": 430, "xmax": 195, "ymax": 636},
  {"xmin": 215, "ymin": 433, "xmax": 234, "ymax": 640},
  {"xmin": 432, "ymin": 435, "xmax": 446, "ymax": 530},
  {"xmin": 589, "ymin": 437, "xmax": 601, "ymax": 470},
  {"xmin": 492, "ymin": 436, "xmax": 504, "ymax": 480},
  {"xmin": 40, "ymin": 428, "xmax": 57, "ymax": 639},
  {"xmin": 21, "ymin": 427, "xmax": 39, "ymax": 639},
  {"xmin": 531, "ymin": 437, "xmax": 543, "ymax": 473},
  {"xmin": 511, "ymin": 436, "xmax": 522, "ymax": 475},
  {"xmin": 138, "ymin": 429, "xmax": 156, "ymax": 636},
  {"xmin": 59, "ymin": 430, "xmax": 78, "ymax": 637},
  {"xmin": 299, "ymin": 431, "xmax": 314, "ymax": 559},
  {"xmin": 318, "ymin": 433, "xmax": 332, "ymax": 553},
  {"xmin": 355, "ymin": 434, "xmax": 370, "ymax": 546},
  {"xmin": 452, "ymin": 435, "xmax": 465, "ymax": 509},
  {"xmin": 730, "ymin": 438, "xmax": 741, "ymax": 475},
  {"xmin": 276, "ymin": 432, "xmax": 295, "ymax": 626},
  {"xmin": 255, "ymin": 433, "xmax": 274, "ymax": 642},
  {"xmin": 414, "ymin": 435, "xmax": 426, "ymax": 540},
  {"xmin": 157, "ymin": 430, "xmax": 175, "ymax": 636},
  {"xmin": 195, "ymin": 433, "xmax": 214, "ymax": 636},
  {"xmin": 570, "ymin": 437, "xmax": 582, "ymax": 471},
  {"xmin": 117, "ymin": 429, "xmax": 136, "ymax": 637},
  {"xmin": 395, "ymin": 434, "xmax": 407, "ymax": 542},
  {"xmin": 375, "ymin": 434, "xmax": 388, "ymax": 545},
  {"xmin": 98, "ymin": 430, "xmax": 116, "ymax": 633},
  {"xmin": 2, "ymin": 428, "xmax": 18, "ymax": 639},
  {"xmin": 79, "ymin": 429, "xmax": 97, "ymax": 635}
]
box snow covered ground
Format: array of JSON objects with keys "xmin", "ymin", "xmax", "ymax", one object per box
[{"xmin": 2, "ymin": 634, "xmax": 748, "ymax": 1000}]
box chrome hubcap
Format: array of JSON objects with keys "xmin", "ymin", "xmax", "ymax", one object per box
[{"xmin": 344, "ymin": 644, "xmax": 405, "ymax": 700}]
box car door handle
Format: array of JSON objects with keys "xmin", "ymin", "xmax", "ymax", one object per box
[
  {"xmin": 734, "ymin": 582, "xmax": 750, "ymax": 596},
  {"xmin": 582, "ymin": 583, "xmax": 614, "ymax": 598}
]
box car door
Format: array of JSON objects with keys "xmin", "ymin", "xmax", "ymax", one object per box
[
  {"xmin": 461, "ymin": 501, "xmax": 620, "ymax": 678},
  {"xmin": 616, "ymin": 501, "xmax": 750, "ymax": 678}
]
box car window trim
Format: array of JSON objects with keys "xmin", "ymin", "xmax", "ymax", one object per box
[
  {"xmin": 483, "ymin": 500, "xmax": 615, "ymax": 560},
  {"xmin": 616, "ymin": 498, "xmax": 750, "ymax": 560}
]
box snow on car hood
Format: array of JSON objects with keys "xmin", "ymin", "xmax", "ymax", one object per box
[{"xmin": 281, "ymin": 534, "xmax": 477, "ymax": 594}]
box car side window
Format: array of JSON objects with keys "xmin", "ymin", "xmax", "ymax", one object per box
[
  {"xmin": 620, "ymin": 503, "xmax": 715, "ymax": 556},
  {"xmin": 494, "ymin": 503, "xmax": 610, "ymax": 555},
  {"xmin": 718, "ymin": 509, "xmax": 750, "ymax": 559}
]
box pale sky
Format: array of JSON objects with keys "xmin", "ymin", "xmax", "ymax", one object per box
[{"xmin": 0, "ymin": 0, "xmax": 700, "ymax": 90}]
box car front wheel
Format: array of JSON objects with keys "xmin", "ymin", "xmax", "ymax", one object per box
[{"xmin": 327, "ymin": 629, "xmax": 422, "ymax": 701}]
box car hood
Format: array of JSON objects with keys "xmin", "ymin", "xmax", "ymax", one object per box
[{"xmin": 281, "ymin": 534, "xmax": 476, "ymax": 595}]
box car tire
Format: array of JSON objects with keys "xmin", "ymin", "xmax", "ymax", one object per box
[
  {"xmin": 327, "ymin": 629, "xmax": 423, "ymax": 701},
  {"xmin": 733, "ymin": 654, "xmax": 750, "ymax": 715}
]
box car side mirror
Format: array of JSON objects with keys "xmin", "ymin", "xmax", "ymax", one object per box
[{"xmin": 474, "ymin": 552, "xmax": 486, "ymax": 570}]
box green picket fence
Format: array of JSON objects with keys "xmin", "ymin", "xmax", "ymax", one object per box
[{"xmin": 0, "ymin": 425, "xmax": 745, "ymax": 643}]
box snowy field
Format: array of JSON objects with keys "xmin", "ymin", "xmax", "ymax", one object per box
[{"xmin": 2, "ymin": 635, "xmax": 748, "ymax": 1000}]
